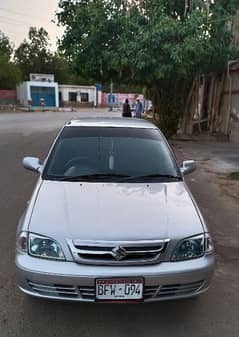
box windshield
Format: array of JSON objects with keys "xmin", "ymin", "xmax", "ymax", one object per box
[{"xmin": 43, "ymin": 126, "xmax": 180, "ymax": 182}]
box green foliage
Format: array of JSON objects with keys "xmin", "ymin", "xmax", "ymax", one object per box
[
  {"xmin": 215, "ymin": 0, "xmax": 239, "ymax": 14},
  {"xmin": 15, "ymin": 27, "xmax": 50, "ymax": 80},
  {"xmin": 14, "ymin": 27, "xmax": 71, "ymax": 83},
  {"xmin": 0, "ymin": 31, "xmax": 22, "ymax": 89},
  {"xmin": 58, "ymin": 0, "xmax": 238, "ymax": 135},
  {"xmin": 0, "ymin": 55, "xmax": 22, "ymax": 89},
  {"xmin": 0, "ymin": 31, "xmax": 13, "ymax": 60}
]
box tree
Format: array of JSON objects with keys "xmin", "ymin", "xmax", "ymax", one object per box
[
  {"xmin": 15, "ymin": 27, "xmax": 51, "ymax": 80},
  {"xmin": 0, "ymin": 30, "xmax": 13, "ymax": 60},
  {"xmin": 14, "ymin": 27, "xmax": 71, "ymax": 83},
  {"xmin": 0, "ymin": 31, "xmax": 21, "ymax": 89},
  {"xmin": 0, "ymin": 56, "xmax": 22, "ymax": 90},
  {"xmin": 57, "ymin": 0, "xmax": 238, "ymax": 135}
]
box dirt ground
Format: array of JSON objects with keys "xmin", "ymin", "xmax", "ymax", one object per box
[
  {"xmin": 173, "ymin": 126, "xmax": 239, "ymax": 313},
  {"xmin": 173, "ymin": 123, "xmax": 239, "ymax": 202}
]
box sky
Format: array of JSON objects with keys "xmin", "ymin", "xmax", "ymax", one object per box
[{"xmin": 0, "ymin": 0, "xmax": 64, "ymax": 50}]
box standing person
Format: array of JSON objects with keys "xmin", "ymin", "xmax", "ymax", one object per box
[
  {"xmin": 122, "ymin": 99, "xmax": 132, "ymax": 118},
  {"xmin": 135, "ymin": 98, "xmax": 143, "ymax": 118}
]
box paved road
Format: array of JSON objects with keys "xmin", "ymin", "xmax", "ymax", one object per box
[
  {"xmin": 0, "ymin": 112, "xmax": 239, "ymax": 337},
  {"xmin": 0, "ymin": 109, "xmax": 119, "ymax": 135}
]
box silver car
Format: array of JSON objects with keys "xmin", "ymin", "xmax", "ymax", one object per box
[{"xmin": 16, "ymin": 118, "xmax": 214, "ymax": 302}]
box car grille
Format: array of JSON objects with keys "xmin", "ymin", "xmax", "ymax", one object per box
[
  {"xmin": 78, "ymin": 286, "xmax": 96, "ymax": 301},
  {"xmin": 27, "ymin": 281, "xmax": 96, "ymax": 300},
  {"xmin": 67, "ymin": 239, "xmax": 170, "ymax": 266},
  {"xmin": 28, "ymin": 280, "xmax": 205, "ymax": 301},
  {"xmin": 144, "ymin": 280, "xmax": 205, "ymax": 299},
  {"xmin": 27, "ymin": 281, "xmax": 79, "ymax": 298}
]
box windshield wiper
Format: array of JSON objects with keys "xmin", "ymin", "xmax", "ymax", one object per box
[
  {"xmin": 47, "ymin": 173, "xmax": 182, "ymax": 182},
  {"xmin": 122, "ymin": 174, "xmax": 182, "ymax": 181},
  {"xmin": 60, "ymin": 173, "xmax": 131, "ymax": 181}
]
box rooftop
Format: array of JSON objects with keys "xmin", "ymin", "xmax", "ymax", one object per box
[{"xmin": 66, "ymin": 118, "xmax": 156, "ymax": 129}]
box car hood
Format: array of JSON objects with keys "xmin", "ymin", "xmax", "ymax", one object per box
[{"xmin": 29, "ymin": 181, "xmax": 204, "ymax": 241}]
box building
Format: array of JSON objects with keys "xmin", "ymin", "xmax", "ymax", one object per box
[
  {"xmin": 17, "ymin": 74, "xmax": 59, "ymax": 108},
  {"xmin": 59, "ymin": 85, "xmax": 97, "ymax": 107}
]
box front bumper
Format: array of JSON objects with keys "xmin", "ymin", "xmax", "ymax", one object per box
[{"xmin": 16, "ymin": 253, "xmax": 215, "ymax": 302}]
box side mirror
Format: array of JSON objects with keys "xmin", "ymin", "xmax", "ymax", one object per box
[
  {"xmin": 180, "ymin": 160, "xmax": 196, "ymax": 176},
  {"xmin": 23, "ymin": 157, "xmax": 42, "ymax": 173}
]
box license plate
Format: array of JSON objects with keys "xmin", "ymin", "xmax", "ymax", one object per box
[{"xmin": 96, "ymin": 278, "xmax": 144, "ymax": 301}]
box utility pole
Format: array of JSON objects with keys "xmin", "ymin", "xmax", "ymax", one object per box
[{"xmin": 109, "ymin": 79, "xmax": 113, "ymax": 112}]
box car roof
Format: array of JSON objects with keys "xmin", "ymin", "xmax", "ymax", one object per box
[{"xmin": 66, "ymin": 118, "xmax": 157, "ymax": 129}]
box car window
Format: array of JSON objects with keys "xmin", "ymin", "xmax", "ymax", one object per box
[{"xmin": 43, "ymin": 126, "xmax": 179, "ymax": 180}]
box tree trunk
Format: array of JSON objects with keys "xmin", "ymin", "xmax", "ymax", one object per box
[
  {"xmin": 151, "ymin": 88, "xmax": 183, "ymax": 137},
  {"xmin": 182, "ymin": 77, "xmax": 198, "ymax": 134},
  {"xmin": 213, "ymin": 73, "xmax": 226, "ymax": 133}
]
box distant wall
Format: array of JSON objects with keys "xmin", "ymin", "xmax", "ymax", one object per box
[
  {"xmin": 0, "ymin": 90, "xmax": 17, "ymax": 104},
  {"xmin": 102, "ymin": 93, "xmax": 144, "ymax": 107},
  {"xmin": 16, "ymin": 82, "xmax": 29, "ymax": 106}
]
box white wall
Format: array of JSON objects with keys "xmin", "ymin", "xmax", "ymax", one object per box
[
  {"xmin": 16, "ymin": 82, "xmax": 29, "ymax": 106},
  {"xmin": 59, "ymin": 85, "xmax": 96, "ymax": 105}
]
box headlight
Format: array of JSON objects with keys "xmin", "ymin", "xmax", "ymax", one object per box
[
  {"xmin": 172, "ymin": 233, "xmax": 213, "ymax": 261},
  {"xmin": 28, "ymin": 233, "xmax": 65, "ymax": 260}
]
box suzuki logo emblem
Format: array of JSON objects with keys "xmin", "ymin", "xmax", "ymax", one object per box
[{"xmin": 111, "ymin": 246, "xmax": 127, "ymax": 261}]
